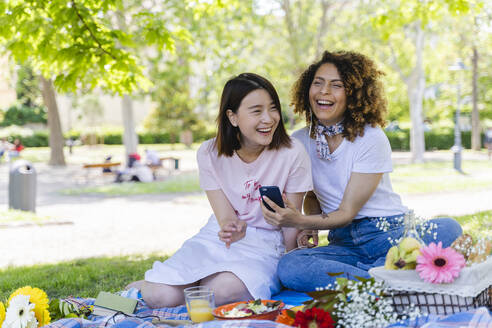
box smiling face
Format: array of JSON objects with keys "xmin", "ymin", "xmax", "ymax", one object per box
[
  {"xmin": 309, "ymin": 63, "xmax": 347, "ymax": 126},
  {"xmin": 227, "ymin": 88, "xmax": 280, "ymax": 151}
]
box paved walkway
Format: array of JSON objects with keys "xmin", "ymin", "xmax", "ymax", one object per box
[{"xmin": 1, "ymin": 150, "xmax": 491, "ymax": 268}]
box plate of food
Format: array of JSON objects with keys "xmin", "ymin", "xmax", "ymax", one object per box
[{"xmin": 212, "ymin": 299, "xmax": 284, "ymax": 321}]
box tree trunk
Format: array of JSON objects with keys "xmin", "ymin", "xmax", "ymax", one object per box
[
  {"xmin": 315, "ymin": 0, "xmax": 330, "ymax": 59},
  {"xmin": 281, "ymin": 0, "xmax": 301, "ymax": 71},
  {"xmin": 471, "ymin": 46, "xmax": 480, "ymax": 150},
  {"xmin": 116, "ymin": 12, "xmax": 139, "ymax": 163},
  {"xmin": 40, "ymin": 76, "xmax": 66, "ymax": 166},
  {"xmin": 407, "ymin": 24, "xmax": 425, "ymax": 163},
  {"xmin": 122, "ymin": 95, "xmax": 138, "ymax": 161}
]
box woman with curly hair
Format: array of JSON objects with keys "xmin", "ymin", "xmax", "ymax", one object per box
[{"xmin": 261, "ymin": 50, "xmax": 462, "ymax": 292}]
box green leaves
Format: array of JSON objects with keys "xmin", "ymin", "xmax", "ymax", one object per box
[
  {"xmin": 0, "ymin": 0, "xmax": 196, "ymax": 95},
  {"xmin": 371, "ymin": 0, "xmax": 474, "ymax": 39},
  {"xmin": 48, "ymin": 298, "xmax": 92, "ymax": 321},
  {"xmin": 303, "ymin": 274, "xmax": 384, "ymax": 317}
]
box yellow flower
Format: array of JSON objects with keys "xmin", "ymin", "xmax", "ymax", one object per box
[
  {"xmin": 0, "ymin": 301, "xmax": 6, "ymax": 327},
  {"xmin": 9, "ymin": 286, "xmax": 51, "ymax": 327}
]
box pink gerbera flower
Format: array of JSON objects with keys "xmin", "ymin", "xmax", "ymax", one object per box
[{"xmin": 416, "ymin": 241, "xmax": 466, "ymax": 284}]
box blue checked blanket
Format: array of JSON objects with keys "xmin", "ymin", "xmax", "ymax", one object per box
[
  {"xmin": 44, "ymin": 289, "xmax": 292, "ymax": 328},
  {"xmin": 44, "ymin": 289, "xmax": 492, "ymax": 328}
]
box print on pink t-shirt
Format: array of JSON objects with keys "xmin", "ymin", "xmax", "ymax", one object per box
[
  {"xmin": 197, "ymin": 138, "xmax": 312, "ymax": 230},
  {"xmin": 242, "ymin": 179, "xmax": 261, "ymax": 203}
]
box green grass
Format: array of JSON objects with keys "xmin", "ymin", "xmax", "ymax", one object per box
[
  {"xmin": 0, "ymin": 254, "xmax": 168, "ymax": 301},
  {"xmin": 1, "ymin": 211, "xmax": 490, "ymax": 301},
  {"xmin": 391, "ymin": 160, "xmax": 492, "ymax": 194},
  {"xmin": 59, "ymin": 160, "xmax": 492, "ymax": 196},
  {"xmin": 14, "ymin": 145, "xmax": 492, "ymax": 196},
  {"xmin": 20, "ymin": 143, "xmax": 199, "ymax": 165},
  {"xmin": 60, "ymin": 172, "xmax": 201, "ymax": 196},
  {"xmin": 454, "ymin": 210, "xmax": 492, "ymax": 238},
  {"xmin": 314, "ymin": 211, "xmax": 492, "ymax": 247},
  {"xmin": 0, "ymin": 209, "xmax": 53, "ymax": 224}
]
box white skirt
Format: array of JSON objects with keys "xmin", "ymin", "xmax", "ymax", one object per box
[{"xmin": 144, "ymin": 215, "xmax": 285, "ymax": 300}]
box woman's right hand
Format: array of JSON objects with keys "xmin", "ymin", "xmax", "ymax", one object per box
[
  {"xmin": 261, "ymin": 194, "xmax": 304, "ymax": 228},
  {"xmin": 218, "ymin": 220, "xmax": 247, "ymax": 248}
]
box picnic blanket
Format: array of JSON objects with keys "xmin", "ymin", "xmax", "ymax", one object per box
[{"xmin": 44, "ymin": 289, "xmax": 492, "ymax": 328}]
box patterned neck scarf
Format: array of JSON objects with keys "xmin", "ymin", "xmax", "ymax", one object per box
[{"xmin": 315, "ymin": 120, "xmax": 344, "ymax": 160}]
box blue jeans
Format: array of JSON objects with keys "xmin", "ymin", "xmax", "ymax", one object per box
[{"xmin": 277, "ymin": 216, "xmax": 462, "ymax": 292}]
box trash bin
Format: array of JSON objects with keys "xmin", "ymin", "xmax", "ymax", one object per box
[{"xmin": 9, "ymin": 160, "xmax": 36, "ymax": 212}]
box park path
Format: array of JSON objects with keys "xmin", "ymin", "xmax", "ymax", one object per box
[{"xmin": 0, "ymin": 150, "xmax": 491, "ymax": 268}]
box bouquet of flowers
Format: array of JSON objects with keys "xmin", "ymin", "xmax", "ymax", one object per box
[
  {"xmin": 276, "ymin": 275, "xmax": 420, "ymax": 328},
  {"xmin": 0, "ymin": 286, "xmax": 92, "ymax": 328},
  {"xmin": 372, "ymin": 229, "xmax": 492, "ymax": 315}
]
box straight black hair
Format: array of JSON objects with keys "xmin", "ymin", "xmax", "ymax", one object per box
[{"xmin": 214, "ymin": 73, "xmax": 291, "ymax": 156}]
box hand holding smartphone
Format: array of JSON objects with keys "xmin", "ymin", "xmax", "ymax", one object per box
[{"xmin": 259, "ymin": 186, "xmax": 284, "ymax": 212}]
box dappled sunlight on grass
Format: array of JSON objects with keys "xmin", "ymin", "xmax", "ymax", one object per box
[
  {"xmin": 20, "ymin": 144, "xmax": 200, "ymax": 165},
  {"xmin": 0, "ymin": 209, "xmax": 53, "ymax": 223},
  {"xmin": 1, "ymin": 211, "xmax": 488, "ymax": 300},
  {"xmin": 391, "ymin": 160, "xmax": 492, "ymax": 194},
  {"xmin": 14, "ymin": 146, "xmax": 491, "ymax": 196},
  {"xmin": 454, "ymin": 210, "xmax": 492, "ymax": 238},
  {"xmin": 59, "ymin": 172, "xmax": 200, "ymax": 196},
  {"xmin": 308, "ymin": 211, "xmax": 492, "ymax": 246},
  {"xmin": 0, "ymin": 253, "xmax": 169, "ymax": 300}
]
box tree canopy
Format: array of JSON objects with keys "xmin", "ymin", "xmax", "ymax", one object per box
[{"xmin": 0, "ymin": 0, "xmax": 491, "ymax": 162}]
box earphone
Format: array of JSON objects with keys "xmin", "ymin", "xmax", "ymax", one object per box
[{"xmin": 308, "ymin": 108, "xmax": 314, "ymax": 155}]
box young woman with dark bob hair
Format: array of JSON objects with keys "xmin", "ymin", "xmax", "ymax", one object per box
[
  {"xmin": 261, "ymin": 51, "xmax": 463, "ymax": 292},
  {"xmin": 128, "ymin": 73, "xmax": 313, "ymax": 307}
]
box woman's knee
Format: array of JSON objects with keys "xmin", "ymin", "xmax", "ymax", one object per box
[
  {"xmin": 202, "ymin": 272, "xmax": 251, "ymax": 306},
  {"xmin": 141, "ymin": 281, "xmax": 184, "ymax": 308},
  {"xmin": 213, "ymin": 285, "xmax": 250, "ymax": 306},
  {"xmin": 426, "ymin": 217, "xmax": 463, "ymax": 247}
]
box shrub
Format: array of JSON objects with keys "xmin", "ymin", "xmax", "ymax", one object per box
[
  {"xmin": 138, "ymin": 132, "xmax": 171, "ymax": 144},
  {"xmin": 386, "ymin": 130, "xmax": 410, "ymax": 151},
  {"xmin": 4, "ymin": 128, "xmax": 482, "ymax": 149},
  {"xmin": 7, "ymin": 131, "xmax": 49, "ymax": 147},
  {"xmin": 0, "ymin": 104, "xmax": 47, "ymax": 126},
  {"xmin": 385, "ymin": 129, "xmax": 484, "ymax": 151},
  {"xmin": 101, "ymin": 133, "xmax": 123, "ymax": 145}
]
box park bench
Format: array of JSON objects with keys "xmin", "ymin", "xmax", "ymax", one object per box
[
  {"xmin": 147, "ymin": 157, "xmax": 180, "ymax": 179},
  {"xmin": 82, "ymin": 162, "xmax": 121, "ymax": 183}
]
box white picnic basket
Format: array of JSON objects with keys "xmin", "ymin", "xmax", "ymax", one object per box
[{"xmin": 369, "ymin": 257, "xmax": 492, "ymax": 315}]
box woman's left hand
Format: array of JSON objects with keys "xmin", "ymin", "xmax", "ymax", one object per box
[
  {"xmin": 218, "ymin": 220, "xmax": 247, "ymax": 248},
  {"xmin": 297, "ymin": 229, "xmax": 318, "ymax": 248},
  {"xmin": 261, "ymin": 194, "xmax": 303, "ymax": 228}
]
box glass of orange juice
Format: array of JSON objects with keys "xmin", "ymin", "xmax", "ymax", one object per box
[{"xmin": 184, "ymin": 286, "xmax": 215, "ymax": 323}]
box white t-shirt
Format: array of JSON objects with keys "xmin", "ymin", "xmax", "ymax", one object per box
[
  {"xmin": 197, "ymin": 138, "xmax": 313, "ymax": 230},
  {"xmin": 145, "ymin": 150, "xmax": 161, "ymax": 165},
  {"xmin": 292, "ymin": 125, "xmax": 407, "ymax": 219}
]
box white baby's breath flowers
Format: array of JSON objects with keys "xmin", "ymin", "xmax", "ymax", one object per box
[
  {"xmin": 319, "ymin": 279, "xmax": 420, "ymax": 328},
  {"xmin": 417, "ymin": 220, "xmax": 438, "ymax": 241},
  {"xmin": 376, "ymin": 211, "xmax": 439, "ymax": 245},
  {"xmin": 3, "ymin": 295, "xmax": 38, "ymax": 328}
]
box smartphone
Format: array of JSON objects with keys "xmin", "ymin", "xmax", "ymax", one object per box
[{"xmin": 259, "ymin": 186, "xmax": 284, "ymax": 212}]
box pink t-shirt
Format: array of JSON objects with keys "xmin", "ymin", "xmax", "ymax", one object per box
[{"xmin": 197, "ymin": 138, "xmax": 313, "ymax": 230}]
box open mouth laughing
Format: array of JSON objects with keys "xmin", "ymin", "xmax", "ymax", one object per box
[
  {"xmin": 257, "ymin": 127, "xmax": 274, "ymax": 135},
  {"xmin": 316, "ymin": 99, "xmax": 334, "ymax": 108}
]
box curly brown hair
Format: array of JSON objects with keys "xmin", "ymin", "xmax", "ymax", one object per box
[{"xmin": 291, "ymin": 50, "xmax": 387, "ymax": 141}]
